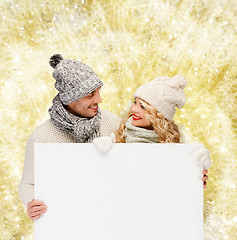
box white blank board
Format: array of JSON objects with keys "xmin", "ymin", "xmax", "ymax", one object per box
[{"xmin": 34, "ymin": 143, "xmax": 204, "ymax": 240}]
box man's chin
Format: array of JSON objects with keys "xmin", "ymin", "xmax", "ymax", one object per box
[{"xmin": 87, "ymin": 110, "xmax": 98, "ymax": 117}]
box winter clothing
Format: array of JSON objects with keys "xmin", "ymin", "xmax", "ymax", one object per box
[
  {"xmin": 48, "ymin": 94, "xmax": 101, "ymax": 143},
  {"xmin": 124, "ymin": 117, "xmax": 158, "ymax": 143},
  {"xmin": 93, "ymin": 134, "xmax": 115, "ymax": 153},
  {"xmin": 193, "ymin": 147, "xmax": 211, "ymax": 170},
  {"xmin": 134, "ymin": 75, "xmax": 187, "ymax": 121},
  {"xmin": 49, "ymin": 54, "xmax": 103, "ymax": 105}
]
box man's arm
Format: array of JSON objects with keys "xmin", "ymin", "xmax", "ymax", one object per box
[
  {"xmin": 19, "ymin": 130, "xmax": 48, "ymax": 221},
  {"xmin": 18, "ymin": 133, "xmax": 35, "ymax": 208}
]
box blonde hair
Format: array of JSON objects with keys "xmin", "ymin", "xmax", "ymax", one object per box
[{"xmin": 115, "ymin": 98, "xmax": 180, "ymax": 143}]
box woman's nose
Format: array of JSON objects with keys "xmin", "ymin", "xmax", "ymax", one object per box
[{"xmin": 131, "ymin": 104, "xmax": 138, "ymax": 113}]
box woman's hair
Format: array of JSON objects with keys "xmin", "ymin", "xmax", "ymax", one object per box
[{"xmin": 115, "ymin": 98, "xmax": 180, "ymax": 143}]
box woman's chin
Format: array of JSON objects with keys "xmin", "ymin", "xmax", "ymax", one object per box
[
  {"xmin": 132, "ymin": 120, "xmax": 153, "ymax": 130},
  {"xmin": 132, "ymin": 120, "xmax": 141, "ymax": 127}
]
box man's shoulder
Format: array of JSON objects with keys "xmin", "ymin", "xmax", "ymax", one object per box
[
  {"xmin": 100, "ymin": 109, "xmax": 122, "ymax": 136},
  {"xmin": 27, "ymin": 119, "xmax": 53, "ymax": 141},
  {"xmin": 28, "ymin": 119, "xmax": 73, "ymax": 143},
  {"xmin": 31, "ymin": 119, "xmax": 55, "ymax": 134},
  {"xmin": 101, "ymin": 109, "xmax": 121, "ymax": 122}
]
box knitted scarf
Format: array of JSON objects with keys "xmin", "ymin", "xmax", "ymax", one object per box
[
  {"xmin": 48, "ymin": 94, "xmax": 101, "ymax": 143},
  {"xmin": 124, "ymin": 117, "xmax": 158, "ymax": 143}
]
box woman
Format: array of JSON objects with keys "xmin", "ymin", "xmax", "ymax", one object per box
[
  {"xmin": 94, "ymin": 74, "xmax": 210, "ymax": 187},
  {"xmin": 116, "ymin": 75, "xmax": 188, "ymax": 144}
]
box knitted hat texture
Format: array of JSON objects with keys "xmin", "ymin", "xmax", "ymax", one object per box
[
  {"xmin": 134, "ymin": 75, "xmax": 187, "ymax": 120},
  {"xmin": 49, "ymin": 54, "xmax": 103, "ymax": 105}
]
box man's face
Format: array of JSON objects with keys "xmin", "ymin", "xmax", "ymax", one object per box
[{"xmin": 66, "ymin": 87, "xmax": 102, "ymax": 118}]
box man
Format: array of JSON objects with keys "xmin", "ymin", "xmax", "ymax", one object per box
[{"xmin": 18, "ymin": 54, "xmax": 121, "ymax": 221}]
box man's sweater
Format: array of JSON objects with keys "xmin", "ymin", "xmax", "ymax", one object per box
[{"xmin": 19, "ymin": 109, "xmax": 121, "ymax": 207}]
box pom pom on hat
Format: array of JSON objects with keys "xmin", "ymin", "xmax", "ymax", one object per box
[
  {"xmin": 49, "ymin": 54, "xmax": 64, "ymax": 68},
  {"xmin": 172, "ymin": 74, "xmax": 187, "ymax": 89}
]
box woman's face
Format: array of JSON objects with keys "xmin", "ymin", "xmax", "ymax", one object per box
[{"xmin": 130, "ymin": 97, "xmax": 153, "ymax": 129}]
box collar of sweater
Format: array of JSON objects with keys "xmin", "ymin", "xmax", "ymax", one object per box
[{"xmin": 124, "ymin": 117, "xmax": 158, "ymax": 143}]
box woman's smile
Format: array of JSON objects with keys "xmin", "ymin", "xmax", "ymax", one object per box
[{"xmin": 132, "ymin": 114, "xmax": 142, "ymax": 120}]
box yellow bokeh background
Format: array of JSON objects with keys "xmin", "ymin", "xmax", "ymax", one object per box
[{"xmin": 0, "ymin": 0, "xmax": 236, "ymax": 239}]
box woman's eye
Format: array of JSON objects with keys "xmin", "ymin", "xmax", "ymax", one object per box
[
  {"xmin": 140, "ymin": 105, "xmax": 145, "ymax": 109},
  {"xmin": 133, "ymin": 100, "xmax": 136, "ymax": 104}
]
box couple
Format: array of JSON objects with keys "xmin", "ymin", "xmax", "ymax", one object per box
[{"xmin": 19, "ymin": 54, "xmax": 210, "ymax": 221}]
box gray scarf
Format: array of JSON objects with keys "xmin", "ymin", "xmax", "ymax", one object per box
[
  {"xmin": 125, "ymin": 117, "xmax": 158, "ymax": 143},
  {"xmin": 48, "ymin": 94, "xmax": 101, "ymax": 143}
]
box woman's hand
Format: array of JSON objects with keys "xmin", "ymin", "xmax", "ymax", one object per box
[
  {"xmin": 27, "ymin": 199, "xmax": 47, "ymax": 221},
  {"xmin": 193, "ymin": 148, "xmax": 211, "ymax": 170},
  {"xmin": 202, "ymin": 169, "xmax": 208, "ymax": 189},
  {"xmin": 93, "ymin": 136, "xmax": 113, "ymax": 153}
]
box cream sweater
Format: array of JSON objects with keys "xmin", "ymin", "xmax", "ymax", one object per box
[{"xmin": 18, "ymin": 109, "xmax": 121, "ymax": 207}]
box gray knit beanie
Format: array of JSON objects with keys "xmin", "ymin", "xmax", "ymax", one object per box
[
  {"xmin": 49, "ymin": 54, "xmax": 103, "ymax": 105},
  {"xmin": 134, "ymin": 75, "xmax": 187, "ymax": 121}
]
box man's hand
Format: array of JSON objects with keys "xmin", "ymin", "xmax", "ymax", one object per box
[
  {"xmin": 202, "ymin": 169, "xmax": 208, "ymax": 189},
  {"xmin": 27, "ymin": 199, "xmax": 47, "ymax": 221}
]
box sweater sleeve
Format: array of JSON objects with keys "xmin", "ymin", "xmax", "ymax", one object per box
[
  {"xmin": 18, "ymin": 119, "xmax": 74, "ymax": 208},
  {"xmin": 18, "ymin": 132, "xmax": 36, "ymax": 208}
]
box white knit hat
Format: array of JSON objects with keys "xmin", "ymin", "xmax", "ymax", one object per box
[{"xmin": 134, "ymin": 75, "xmax": 187, "ymax": 121}]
